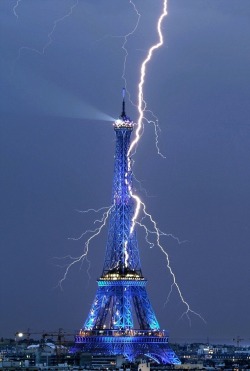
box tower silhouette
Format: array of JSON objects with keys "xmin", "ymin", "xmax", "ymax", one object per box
[{"xmin": 74, "ymin": 96, "xmax": 180, "ymax": 365}]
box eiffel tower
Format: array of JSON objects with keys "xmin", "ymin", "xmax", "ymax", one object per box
[{"xmin": 74, "ymin": 94, "xmax": 180, "ymax": 365}]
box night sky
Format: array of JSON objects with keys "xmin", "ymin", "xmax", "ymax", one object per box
[{"xmin": 1, "ymin": 0, "xmax": 250, "ymax": 345}]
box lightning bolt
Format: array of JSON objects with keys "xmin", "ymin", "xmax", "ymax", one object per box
[
  {"xmin": 128, "ymin": 0, "xmax": 168, "ymax": 159},
  {"xmin": 125, "ymin": 0, "xmax": 205, "ymax": 324},
  {"xmin": 13, "ymin": 0, "xmax": 79, "ymax": 66},
  {"xmin": 13, "ymin": 0, "xmax": 21, "ymax": 19},
  {"xmin": 121, "ymin": 1, "xmax": 166, "ymax": 156}
]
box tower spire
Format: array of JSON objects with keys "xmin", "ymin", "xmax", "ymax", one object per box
[{"xmin": 121, "ymin": 87, "xmax": 126, "ymax": 119}]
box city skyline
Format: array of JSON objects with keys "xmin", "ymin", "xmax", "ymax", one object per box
[{"xmin": 0, "ymin": 0, "xmax": 250, "ymax": 344}]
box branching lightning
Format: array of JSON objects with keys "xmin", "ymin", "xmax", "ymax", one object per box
[
  {"xmin": 55, "ymin": 206, "xmax": 113, "ymax": 289},
  {"xmin": 13, "ymin": 0, "xmax": 21, "ymax": 19},
  {"xmin": 68, "ymin": 206, "xmax": 113, "ymax": 241},
  {"xmin": 144, "ymin": 113, "xmax": 166, "ymax": 158},
  {"xmin": 135, "ymin": 201, "xmax": 205, "ymax": 325},
  {"xmin": 133, "ymin": 173, "xmax": 153, "ymax": 198},
  {"xmin": 75, "ymin": 206, "xmax": 111, "ymax": 215},
  {"xmin": 13, "ymin": 0, "xmax": 79, "ymax": 65},
  {"xmin": 136, "ymin": 219, "xmax": 187, "ymax": 247}
]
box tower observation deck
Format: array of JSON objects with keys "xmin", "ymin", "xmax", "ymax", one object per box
[{"xmin": 74, "ymin": 94, "xmax": 180, "ymax": 365}]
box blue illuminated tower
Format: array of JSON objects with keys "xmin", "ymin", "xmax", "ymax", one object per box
[{"xmin": 74, "ymin": 95, "xmax": 180, "ymax": 365}]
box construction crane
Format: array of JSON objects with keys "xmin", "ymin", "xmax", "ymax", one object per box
[
  {"xmin": 233, "ymin": 336, "xmax": 244, "ymax": 347},
  {"xmin": 41, "ymin": 328, "xmax": 76, "ymax": 364},
  {"xmin": 15, "ymin": 329, "xmax": 45, "ymax": 344},
  {"xmin": 15, "ymin": 328, "xmax": 76, "ymax": 342},
  {"xmin": 15, "ymin": 328, "xmax": 76, "ymax": 363}
]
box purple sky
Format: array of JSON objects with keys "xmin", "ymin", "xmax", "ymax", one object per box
[{"xmin": 1, "ymin": 0, "xmax": 250, "ymax": 345}]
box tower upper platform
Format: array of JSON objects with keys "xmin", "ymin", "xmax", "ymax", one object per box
[{"xmin": 113, "ymin": 118, "xmax": 133, "ymax": 130}]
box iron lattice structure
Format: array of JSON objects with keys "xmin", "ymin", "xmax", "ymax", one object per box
[{"xmin": 74, "ymin": 101, "xmax": 180, "ymax": 365}]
